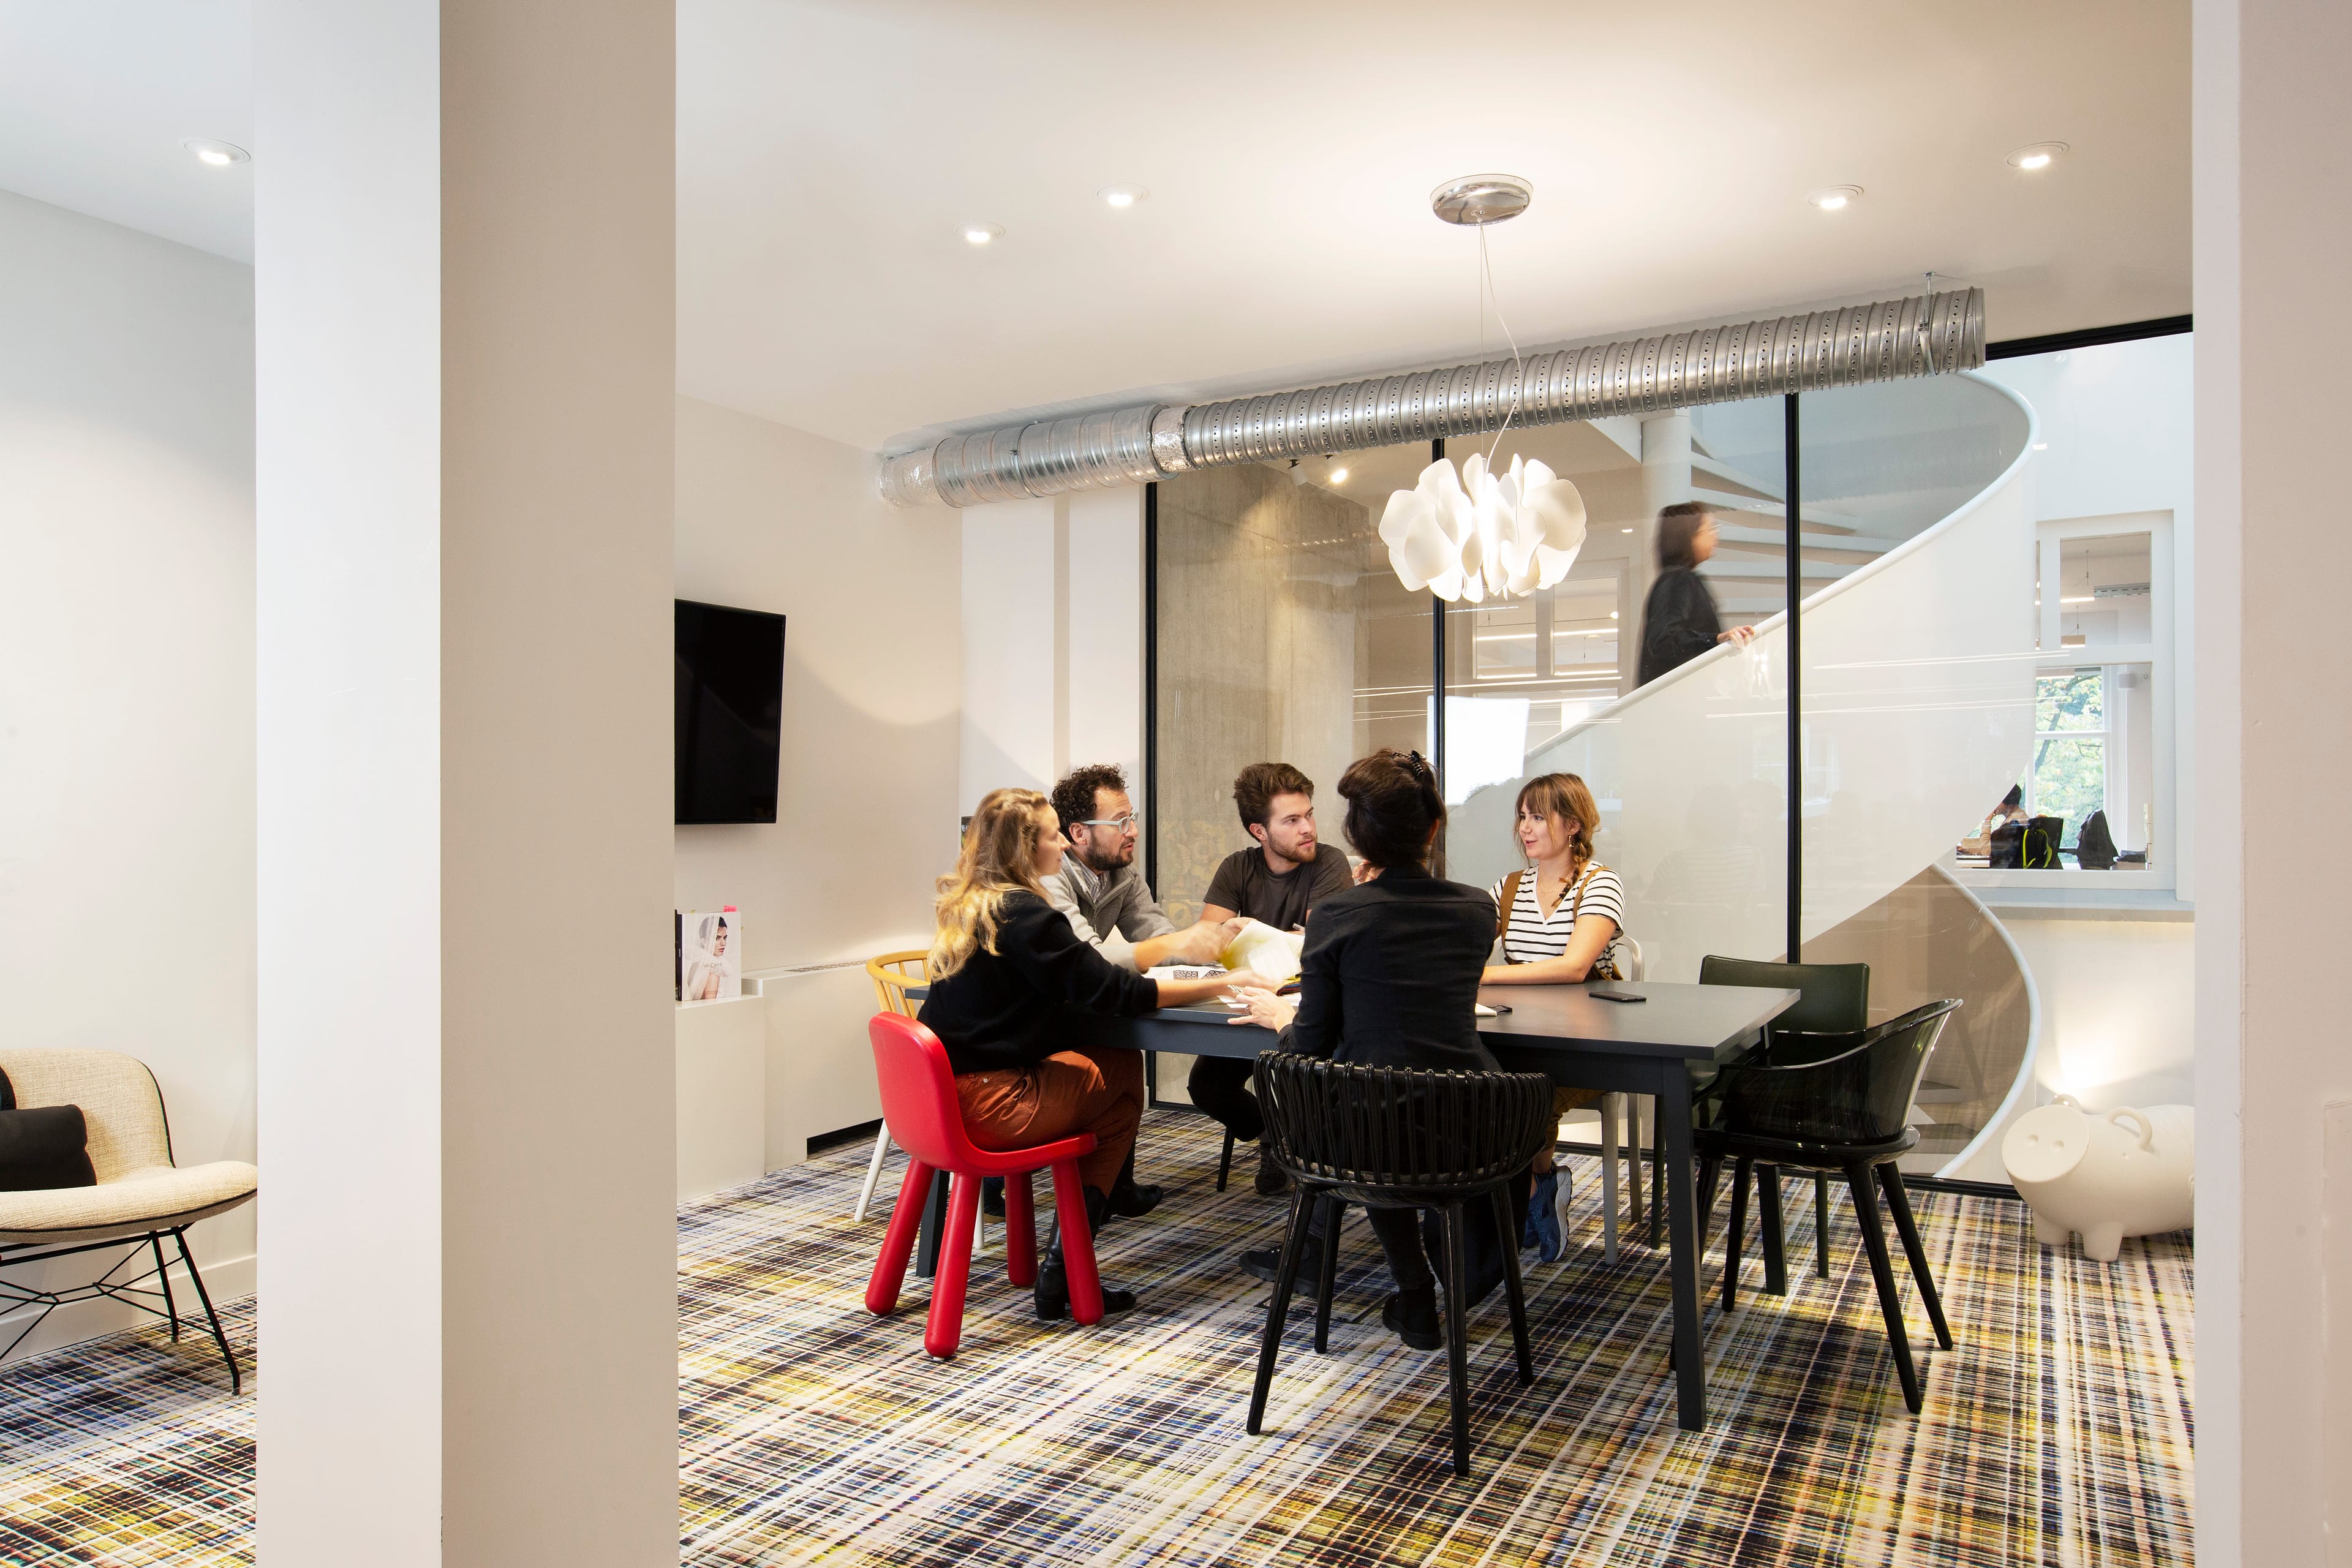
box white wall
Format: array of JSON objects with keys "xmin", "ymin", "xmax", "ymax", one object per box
[
  {"xmin": 2002, "ymin": 914, "xmax": 2196, "ymax": 1109},
  {"xmin": 0, "ymin": 190, "xmax": 257, "ymax": 1353}
]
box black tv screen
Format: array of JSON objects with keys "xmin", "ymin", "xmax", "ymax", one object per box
[{"xmin": 675, "ymin": 599, "xmax": 786, "ymax": 824}]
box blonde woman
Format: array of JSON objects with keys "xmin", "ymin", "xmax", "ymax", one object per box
[
  {"xmin": 1482, "ymin": 772, "xmax": 1629, "ymax": 1261},
  {"xmin": 919, "ymin": 786, "xmax": 1267, "ymax": 1320}
]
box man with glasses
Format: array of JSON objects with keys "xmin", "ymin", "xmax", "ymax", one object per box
[{"xmin": 1037, "ymin": 763, "xmax": 1239, "ymax": 1218}]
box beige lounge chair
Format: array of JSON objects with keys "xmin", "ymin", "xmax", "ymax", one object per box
[{"xmin": 0, "ymin": 1048, "xmax": 258, "ymax": 1389}]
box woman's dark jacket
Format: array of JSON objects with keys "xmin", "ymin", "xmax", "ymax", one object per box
[
  {"xmin": 1636, "ymin": 565, "xmax": 1722, "ymax": 687},
  {"xmin": 1275, "ymin": 863, "xmax": 1498, "ymax": 1072},
  {"xmin": 918, "ymin": 891, "xmax": 1159, "ymax": 1076}
]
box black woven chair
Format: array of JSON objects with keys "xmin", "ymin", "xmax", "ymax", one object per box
[
  {"xmin": 1246, "ymin": 1053, "xmax": 1555, "ymax": 1478},
  {"xmin": 1695, "ymin": 998, "xmax": 1962, "ymax": 1414},
  {"xmin": 1695, "ymin": 956, "xmax": 1871, "ymax": 1276}
]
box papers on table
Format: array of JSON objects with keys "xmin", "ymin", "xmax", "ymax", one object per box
[{"xmin": 1474, "ymin": 1003, "xmax": 1501, "ymax": 1018}]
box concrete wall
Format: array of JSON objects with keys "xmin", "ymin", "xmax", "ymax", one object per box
[{"xmin": 0, "ymin": 190, "xmax": 257, "ymax": 1355}]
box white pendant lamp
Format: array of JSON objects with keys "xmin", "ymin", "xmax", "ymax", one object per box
[{"xmin": 1379, "ymin": 175, "xmax": 1586, "ymax": 602}]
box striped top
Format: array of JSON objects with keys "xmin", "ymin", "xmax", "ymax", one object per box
[{"xmin": 1490, "ymin": 863, "xmax": 1628, "ymax": 978}]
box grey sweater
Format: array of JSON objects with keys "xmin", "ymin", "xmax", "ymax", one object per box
[{"xmin": 1044, "ymin": 856, "xmax": 1175, "ymax": 973}]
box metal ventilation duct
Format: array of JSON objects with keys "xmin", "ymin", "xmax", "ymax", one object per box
[{"xmin": 878, "ymin": 287, "xmax": 1985, "ymax": 508}]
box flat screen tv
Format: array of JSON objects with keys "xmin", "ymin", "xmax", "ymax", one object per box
[{"xmin": 675, "ymin": 598, "xmax": 786, "ymax": 824}]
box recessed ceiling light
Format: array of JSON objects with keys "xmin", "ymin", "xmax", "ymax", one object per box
[
  {"xmin": 1806, "ymin": 186, "xmax": 1863, "ymax": 211},
  {"xmin": 1328, "ymin": 466, "xmax": 1349, "ymax": 484},
  {"xmin": 1096, "ymin": 184, "xmax": 1148, "ymax": 209},
  {"xmin": 962, "ymin": 223, "xmax": 1004, "ymax": 246},
  {"xmin": 2008, "ymin": 141, "xmax": 2069, "ymax": 171},
  {"xmin": 1621, "ymin": 527, "xmax": 1634, "ymax": 533},
  {"xmin": 181, "ymin": 137, "xmax": 250, "ymax": 167}
]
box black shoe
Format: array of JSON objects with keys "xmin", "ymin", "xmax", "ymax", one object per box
[
  {"xmin": 1104, "ymin": 1181, "xmax": 1163, "ymax": 1219},
  {"xmin": 1254, "ymin": 1163, "xmax": 1293, "ymax": 1197},
  {"xmin": 1380, "ymin": 1287, "xmax": 1444, "ymax": 1351},
  {"xmin": 981, "ymin": 1176, "xmax": 1005, "ymax": 1219},
  {"xmin": 1240, "ymin": 1236, "xmax": 1322, "ymax": 1284},
  {"xmin": 1033, "ymin": 1260, "xmax": 1137, "ymax": 1321}
]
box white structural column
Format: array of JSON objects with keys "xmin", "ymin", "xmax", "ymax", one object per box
[
  {"xmin": 2194, "ymin": 0, "xmax": 2352, "ymax": 1561},
  {"xmin": 255, "ymin": 4, "xmax": 678, "ymax": 1564},
  {"xmin": 1634, "ymin": 411, "xmax": 1692, "ymax": 650}
]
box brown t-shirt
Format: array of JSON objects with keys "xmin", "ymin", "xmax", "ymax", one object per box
[{"xmin": 1202, "ymin": 843, "xmax": 1354, "ymax": 933}]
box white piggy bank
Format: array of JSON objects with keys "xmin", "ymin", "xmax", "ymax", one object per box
[{"xmin": 2001, "ymin": 1096, "xmax": 2193, "ymax": 1262}]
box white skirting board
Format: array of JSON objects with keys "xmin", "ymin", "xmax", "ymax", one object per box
[
  {"xmin": 745, "ymin": 963, "xmax": 885, "ymax": 1171},
  {"xmin": 0, "ymin": 1245, "xmax": 255, "ymax": 1366},
  {"xmin": 676, "ymin": 994, "xmax": 768, "ymax": 1202}
]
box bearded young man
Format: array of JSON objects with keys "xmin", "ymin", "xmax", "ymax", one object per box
[{"xmin": 1191, "ymin": 761, "xmax": 1352, "ymax": 1196}]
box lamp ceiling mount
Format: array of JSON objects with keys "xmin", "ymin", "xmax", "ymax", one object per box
[{"xmin": 1430, "ymin": 173, "xmax": 1532, "ymax": 227}]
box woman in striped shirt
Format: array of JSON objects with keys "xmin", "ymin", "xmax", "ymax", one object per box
[{"xmin": 1482, "ymin": 773, "xmax": 1629, "ymax": 1260}]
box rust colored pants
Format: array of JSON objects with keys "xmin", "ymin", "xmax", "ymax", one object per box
[{"xmin": 954, "ymin": 1044, "xmax": 1144, "ymax": 1196}]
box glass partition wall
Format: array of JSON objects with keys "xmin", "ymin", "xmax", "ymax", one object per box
[{"xmin": 1147, "ymin": 329, "xmax": 2192, "ymax": 1174}]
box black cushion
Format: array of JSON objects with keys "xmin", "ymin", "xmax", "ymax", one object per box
[{"xmin": 0, "ymin": 1070, "xmax": 98, "ymax": 1191}]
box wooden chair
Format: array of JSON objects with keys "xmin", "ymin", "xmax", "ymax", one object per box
[{"xmin": 861, "ymin": 952, "xmax": 986, "ymax": 1252}]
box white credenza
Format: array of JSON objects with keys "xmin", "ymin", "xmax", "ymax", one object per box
[
  {"xmin": 674, "ymin": 994, "xmax": 766, "ymax": 1202},
  {"xmin": 744, "ymin": 962, "xmax": 884, "ymax": 1172}
]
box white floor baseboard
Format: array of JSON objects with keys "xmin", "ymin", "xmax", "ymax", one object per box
[{"xmin": 0, "ymin": 1244, "xmax": 256, "ymax": 1365}]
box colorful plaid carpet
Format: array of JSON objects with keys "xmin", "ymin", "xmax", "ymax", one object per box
[{"xmin": 1, "ymin": 1110, "xmax": 2193, "ymax": 1566}]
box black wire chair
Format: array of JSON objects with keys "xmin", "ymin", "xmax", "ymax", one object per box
[
  {"xmin": 1695, "ymin": 998, "xmax": 1963, "ymax": 1414},
  {"xmin": 1246, "ymin": 1053, "xmax": 1555, "ymax": 1478}
]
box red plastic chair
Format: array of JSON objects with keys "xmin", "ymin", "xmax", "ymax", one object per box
[{"xmin": 864, "ymin": 1012, "xmax": 1106, "ymax": 1359}]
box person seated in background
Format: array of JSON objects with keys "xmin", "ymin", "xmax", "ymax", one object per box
[
  {"xmin": 1959, "ymin": 783, "xmax": 2029, "ymax": 858},
  {"xmin": 1038, "ymin": 762, "xmax": 1240, "ymax": 1216},
  {"xmin": 1226, "ymin": 750, "xmax": 1525, "ymax": 1352},
  {"xmin": 1189, "ymin": 762, "xmax": 1354, "ymax": 1196},
  {"xmin": 918, "ymin": 788, "xmax": 1270, "ymax": 1322},
  {"xmin": 1480, "ymin": 773, "xmax": 1627, "ymax": 1262}
]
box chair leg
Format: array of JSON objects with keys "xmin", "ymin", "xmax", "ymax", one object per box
[
  {"xmin": 853, "ymin": 1125, "xmax": 894, "ymax": 1223},
  {"xmin": 1217, "ymin": 1129, "xmax": 1235, "ymax": 1193},
  {"xmin": 1489, "ymin": 1186, "xmax": 1534, "ymax": 1385},
  {"xmin": 1312, "ymin": 1196, "xmax": 1343, "ymax": 1354},
  {"xmin": 1003, "ymin": 1170, "xmax": 1038, "ymax": 1287},
  {"xmin": 866, "ymin": 1159, "xmax": 935, "ymax": 1315},
  {"xmin": 1757, "ymin": 1164, "xmax": 1788, "ymax": 1296},
  {"xmin": 923, "ymin": 1174, "xmax": 982, "ymax": 1360},
  {"xmin": 1877, "ymin": 1164, "xmax": 1954, "ymax": 1350},
  {"xmin": 1248, "ymin": 1186, "xmax": 1316, "ymax": 1435},
  {"xmin": 1815, "ymin": 1172, "xmax": 1833, "ymax": 1278},
  {"xmin": 1651, "ymin": 1135, "xmax": 1666, "ymax": 1246},
  {"xmin": 149, "ymin": 1233, "xmax": 181, "ymax": 1341},
  {"xmin": 1722, "ymin": 1156, "xmax": 1751, "ymax": 1313},
  {"xmin": 1628, "ymin": 1095, "xmax": 1648, "ymax": 1231},
  {"xmin": 1439, "ymin": 1202, "xmax": 1473, "ymax": 1478},
  {"xmin": 1697, "ymin": 1154, "xmax": 1724, "ymax": 1253},
  {"xmin": 1600, "ymin": 1093, "xmax": 1621, "ymax": 1263},
  {"xmin": 170, "ymin": 1229, "xmax": 239, "ymax": 1395},
  {"xmin": 1846, "ymin": 1162, "xmax": 1923, "ymax": 1414},
  {"xmin": 1048, "ymin": 1159, "xmax": 1106, "ymax": 1326}
]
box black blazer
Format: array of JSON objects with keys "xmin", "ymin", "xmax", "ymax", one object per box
[
  {"xmin": 918, "ymin": 891, "xmax": 1160, "ymax": 1076},
  {"xmin": 1275, "ymin": 863, "xmax": 1498, "ymax": 1072},
  {"xmin": 1636, "ymin": 567, "xmax": 1722, "ymax": 687}
]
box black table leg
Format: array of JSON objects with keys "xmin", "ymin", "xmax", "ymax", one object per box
[
  {"xmin": 1659, "ymin": 1066, "xmax": 1706, "ymax": 1431},
  {"xmin": 915, "ymin": 1168, "xmax": 951, "ymax": 1279}
]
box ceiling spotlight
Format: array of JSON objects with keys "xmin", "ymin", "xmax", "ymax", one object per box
[
  {"xmin": 1806, "ymin": 186, "xmax": 1862, "ymax": 211},
  {"xmin": 2008, "ymin": 141, "xmax": 2069, "ymax": 171},
  {"xmin": 180, "ymin": 137, "xmax": 250, "ymax": 167},
  {"xmin": 1328, "ymin": 466, "xmax": 1349, "ymax": 484},
  {"xmin": 1097, "ymin": 184, "xmax": 1148, "ymax": 209},
  {"xmin": 962, "ymin": 223, "xmax": 1004, "ymax": 246}
]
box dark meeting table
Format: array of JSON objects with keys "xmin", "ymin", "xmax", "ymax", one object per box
[{"xmin": 904, "ymin": 979, "xmax": 1796, "ymax": 1433}]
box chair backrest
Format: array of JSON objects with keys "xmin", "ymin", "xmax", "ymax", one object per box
[
  {"xmin": 1698, "ymin": 955, "xmax": 1869, "ymax": 1036},
  {"xmin": 1616, "ymin": 935, "xmax": 1646, "ymax": 981},
  {"xmin": 1717, "ymin": 998, "xmax": 1962, "ymax": 1147},
  {"xmin": 867, "ymin": 951, "xmax": 929, "ymax": 1019},
  {"xmin": 1256, "ymin": 1053, "xmax": 1554, "ymax": 1194},
  {"xmin": 867, "ymin": 1012, "xmax": 987, "ymax": 1170},
  {"xmin": 0, "ymin": 1049, "xmax": 174, "ymax": 1182}
]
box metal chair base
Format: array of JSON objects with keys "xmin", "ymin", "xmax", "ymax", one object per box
[{"xmin": 0, "ymin": 1226, "xmax": 242, "ymax": 1392}]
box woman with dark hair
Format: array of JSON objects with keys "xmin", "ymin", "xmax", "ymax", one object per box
[
  {"xmin": 1635, "ymin": 502, "xmax": 1755, "ymax": 687},
  {"xmin": 1226, "ymin": 749, "xmax": 1526, "ymax": 1350}
]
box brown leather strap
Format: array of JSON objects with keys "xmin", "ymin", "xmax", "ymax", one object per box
[{"xmin": 1497, "ymin": 868, "xmax": 1525, "ymax": 951}]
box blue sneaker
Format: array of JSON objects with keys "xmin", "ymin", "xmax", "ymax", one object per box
[{"xmin": 1528, "ymin": 1170, "xmax": 1563, "ymax": 1262}]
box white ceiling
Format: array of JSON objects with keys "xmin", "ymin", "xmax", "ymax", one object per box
[
  {"xmin": 0, "ymin": 1, "xmax": 254, "ymax": 262},
  {"xmin": 2, "ymin": 0, "xmax": 2188, "ymax": 458}
]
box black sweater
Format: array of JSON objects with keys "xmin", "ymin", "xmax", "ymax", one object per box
[
  {"xmin": 1275, "ymin": 864, "xmax": 1499, "ymax": 1072},
  {"xmin": 918, "ymin": 891, "xmax": 1161, "ymax": 1076},
  {"xmin": 1636, "ymin": 567, "xmax": 1722, "ymax": 687}
]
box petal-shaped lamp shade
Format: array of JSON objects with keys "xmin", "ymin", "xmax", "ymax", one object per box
[{"xmin": 1380, "ymin": 457, "xmax": 1590, "ymax": 603}]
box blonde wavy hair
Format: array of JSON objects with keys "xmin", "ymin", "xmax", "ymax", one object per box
[
  {"xmin": 1516, "ymin": 772, "xmax": 1603, "ymax": 881},
  {"xmin": 928, "ymin": 787, "xmax": 1055, "ymax": 981}
]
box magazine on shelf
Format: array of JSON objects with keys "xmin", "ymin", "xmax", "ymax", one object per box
[{"xmin": 678, "ymin": 907, "xmax": 742, "ymax": 1001}]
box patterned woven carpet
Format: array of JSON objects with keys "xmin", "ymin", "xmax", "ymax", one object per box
[{"xmin": 1, "ymin": 1109, "xmax": 2193, "ymax": 1566}]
